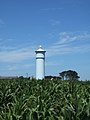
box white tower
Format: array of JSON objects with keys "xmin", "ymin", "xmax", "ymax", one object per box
[{"xmin": 35, "ymin": 45, "xmax": 46, "ymax": 79}]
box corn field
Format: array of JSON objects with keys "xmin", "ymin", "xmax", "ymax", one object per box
[{"xmin": 0, "ymin": 78, "xmax": 90, "ymax": 120}]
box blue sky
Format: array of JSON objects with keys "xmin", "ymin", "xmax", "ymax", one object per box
[{"xmin": 0, "ymin": 0, "xmax": 90, "ymax": 80}]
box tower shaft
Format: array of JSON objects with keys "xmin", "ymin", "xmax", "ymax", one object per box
[{"xmin": 35, "ymin": 46, "xmax": 46, "ymax": 79}]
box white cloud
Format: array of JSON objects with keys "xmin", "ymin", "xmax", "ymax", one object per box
[
  {"xmin": 46, "ymin": 62, "xmax": 59, "ymax": 66},
  {"xmin": 0, "ymin": 19, "xmax": 4, "ymax": 27},
  {"xmin": 46, "ymin": 31, "xmax": 90, "ymax": 56},
  {"xmin": 0, "ymin": 31, "xmax": 90, "ymax": 62},
  {"xmin": 0, "ymin": 47, "xmax": 35, "ymax": 62},
  {"xmin": 41, "ymin": 7, "xmax": 63, "ymax": 11},
  {"xmin": 0, "ymin": 19, "xmax": 4, "ymax": 25},
  {"xmin": 6, "ymin": 64, "xmax": 33, "ymax": 71},
  {"xmin": 56, "ymin": 32, "xmax": 90, "ymax": 45},
  {"xmin": 50, "ymin": 19, "xmax": 61, "ymax": 26},
  {"xmin": 0, "ymin": 37, "xmax": 37, "ymax": 62}
]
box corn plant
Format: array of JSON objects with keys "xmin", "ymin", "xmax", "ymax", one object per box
[{"xmin": 0, "ymin": 78, "xmax": 90, "ymax": 120}]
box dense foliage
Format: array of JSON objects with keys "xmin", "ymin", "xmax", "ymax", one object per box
[
  {"xmin": 59, "ymin": 70, "xmax": 80, "ymax": 80},
  {"xmin": 0, "ymin": 78, "xmax": 90, "ymax": 120}
]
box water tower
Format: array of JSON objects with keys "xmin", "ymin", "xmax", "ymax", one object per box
[{"xmin": 35, "ymin": 45, "xmax": 46, "ymax": 79}]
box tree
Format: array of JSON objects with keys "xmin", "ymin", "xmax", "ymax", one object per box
[
  {"xmin": 59, "ymin": 70, "xmax": 80, "ymax": 80},
  {"xmin": 59, "ymin": 71, "xmax": 66, "ymax": 80},
  {"xmin": 66, "ymin": 70, "xmax": 80, "ymax": 80}
]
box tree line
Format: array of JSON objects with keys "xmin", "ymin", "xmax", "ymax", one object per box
[{"xmin": 45, "ymin": 70, "xmax": 80, "ymax": 81}]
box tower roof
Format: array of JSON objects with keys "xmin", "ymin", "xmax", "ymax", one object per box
[{"xmin": 35, "ymin": 45, "xmax": 46, "ymax": 52}]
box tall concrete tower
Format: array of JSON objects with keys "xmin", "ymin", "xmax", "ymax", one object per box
[{"xmin": 35, "ymin": 45, "xmax": 46, "ymax": 79}]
